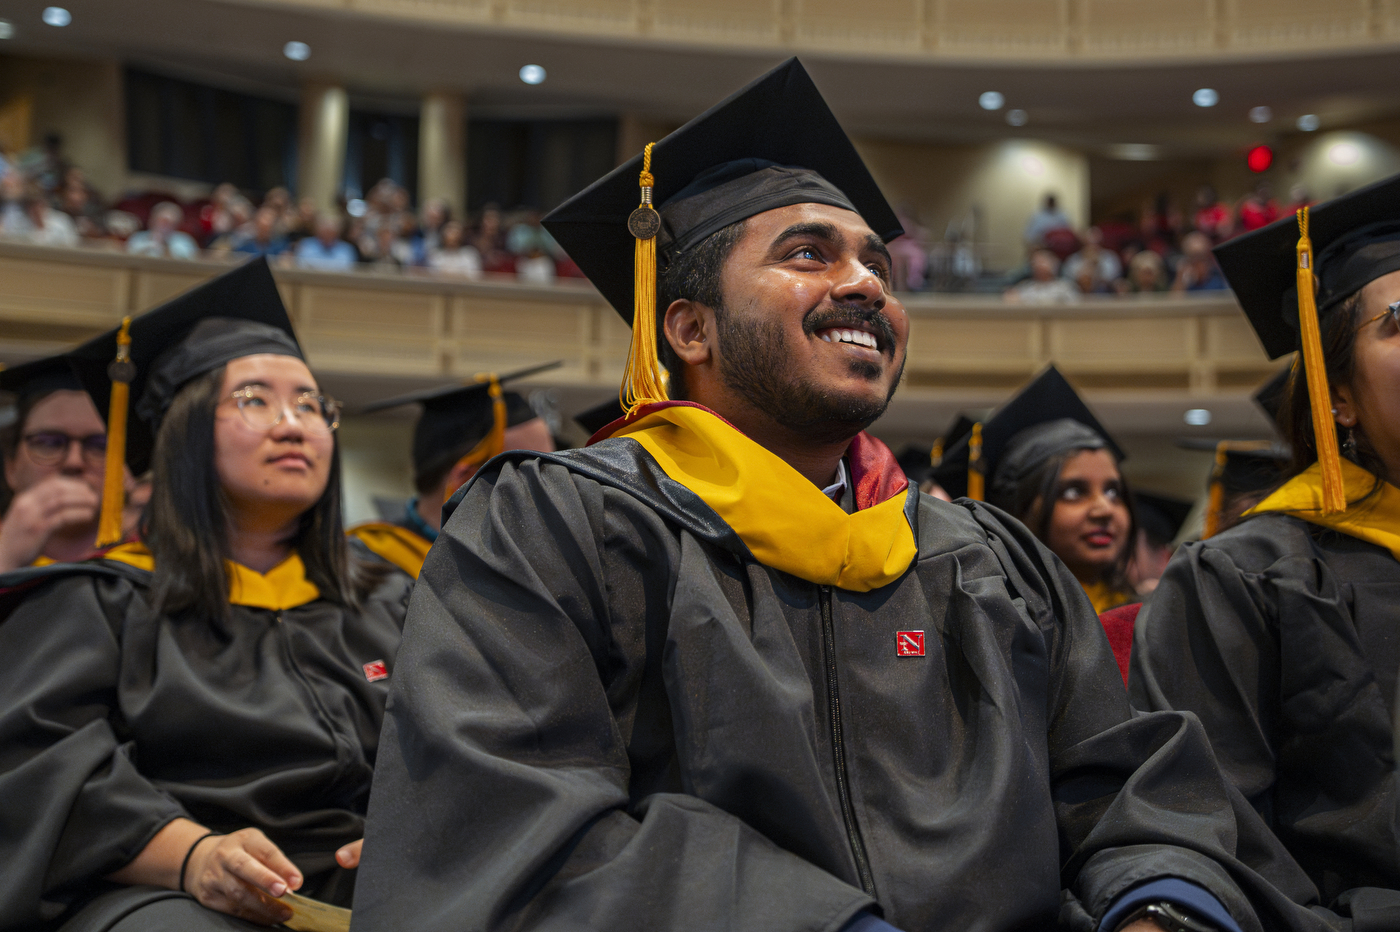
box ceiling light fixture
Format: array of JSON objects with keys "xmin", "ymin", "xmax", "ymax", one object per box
[
  {"xmin": 1020, "ymin": 154, "xmax": 1045, "ymax": 176},
  {"xmin": 1328, "ymin": 141, "xmax": 1361, "ymax": 166},
  {"xmin": 0, "ymin": 20, "xmax": 13, "ymax": 38},
  {"xmin": 1249, "ymin": 106, "xmax": 1272, "ymax": 124},
  {"xmin": 1006, "ymin": 109, "xmax": 1028, "ymax": 127},
  {"xmin": 1297, "ymin": 114, "xmax": 1320, "ymax": 132},
  {"xmin": 283, "ymin": 41, "xmax": 310, "ymax": 61},
  {"xmin": 1183, "ymin": 408, "xmax": 1212, "ymax": 426},
  {"xmin": 979, "ymin": 91, "xmax": 1004, "ymax": 111},
  {"xmin": 519, "ymin": 64, "xmax": 546, "ymax": 85},
  {"xmin": 1192, "ymin": 88, "xmax": 1218, "ymax": 108},
  {"xmin": 41, "ymin": 7, "xmax": 71, "ymax": 26},
  {"xmin": 1108, "ymin": 143, "xmax": 1161, "ymax": 160}
]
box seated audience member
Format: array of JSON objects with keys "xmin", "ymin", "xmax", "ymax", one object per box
[
  {"xmin": 229, "ymin": 205, "xmax": 288, "ymax": 259},
  {"xmin": 1022, "ymin": 192, "xmax": 1072, "ymax": 249},
  {"xmin": 352, "ymin": 59, "xmax": 1324, "ymax": 932},
  {"xmin": 515, "ymin": 248, "xmax": 556, "ymax": 284},
  {"xmin": 416, "ymin": 198, "xmax": 449, "ymax": 259},
  {"xmin": 284, "ymin": 195, "xmax": 318, "ymax": 244},
  {"xmin": 1062, "ymin": 226, "xmax": 1122, "ymax": 289},
  {"xmin": 0, "ymin": 171, "xmax": 30, "ymax": 237},
  {"xmin": 295, "ymin": 214, "xmax": 357, "ymax": 271},
  {"xmin": 472, "ymin": 204, "xmax": 514, "ymax": 274},
  {"xmin": 1004, "ymin": 249, "xmax": 1079, "ymax": 303},
  {"xmin": 1126, "ymin": 491, "xmax": 1193, "ymax": 594},
  {"xmin": 1132, "ymin": 177, "xmax": 1400, "ymax": 927},
  {"xmin": 1236, "ymin": 182, "xmax": 1278, "ymax": 234},
  {"xmin": 349, "ymin": 363, "xmax": 559, "ymax": 579},
  {"xmin": 0, "ymin": 356, "xmax": 105, "ymax": 571},
  {"xmin": 58, "ymin": 168, "xmax": 107, "ymax": 239},
  {"xmin": 0, "ymin": 259, "xmax": 411, "ymax": 931},
  {"xmin": 426, "ymin": 220, "xmax": 482, "ymax": 278},
  {"xmin": 1192, "ymin": 184, "xmax": 1233, "ymax": 243},
  {"xmin": 1171, "ymin": 231, "xmax": 1227, "ymax": 292},
  {"xmin": 1120, "ymin": 248, "xmax": 1168, "ymax": 293},
  {"xmin": 127, "ymin": 202, "xmax": 199, "ymax": 259},
  {"xmin": 365, "ymin": 224, "xmax": 410, "ymax": 271},
  {"xmin": 934, "ymin": 365, "xmax": 1139, "ymax": 613},
  {"xmin": 22, "ymin": 184, "xmax": 79, "ymax": 247},
  {"xmin": 196, "ymin": 183, "xmax": 240, "ymax": 245}
]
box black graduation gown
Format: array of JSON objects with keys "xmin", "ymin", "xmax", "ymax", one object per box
[
  {"xmin": 1130, "ymin": 513, "xmax": 1400, "ymax": 920},
  {"xmin": 0, "ymin": 549, "xmax": 412, "ymax": 930},
  {"xmin": 352, "ymin": 440, "xmax": 1331, "ymax": 932}
]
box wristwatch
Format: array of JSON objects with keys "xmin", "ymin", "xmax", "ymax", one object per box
[{"xmin": 1115, "ymin": 902, "xmax": 1219, "ymax": 932}]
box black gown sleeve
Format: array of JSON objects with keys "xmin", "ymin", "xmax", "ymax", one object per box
[
  {"xmin": 0, "ymin": 573, "xmax": 185, "ymax": 925},
  {"xmin": 352, "ymin": 458, "xmax": 874, "ymax": 932}
]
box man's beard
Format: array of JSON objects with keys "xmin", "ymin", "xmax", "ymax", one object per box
[{"xmin": 715, "ymin": 303, "xmax": 903, "ymax": 444}]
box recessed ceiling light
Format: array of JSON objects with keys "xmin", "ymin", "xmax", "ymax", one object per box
[
  {"xmin": 283, "ymin": 41, "xmax": 310, "ymax": 61},
  {"xmin": 1020, "ymin": 154, "xmax": 1045, "ymax": 176},
  {"xmin": 41, "ymin": 7, "xmax": 71, "ymax": 26},
  {"xmin": 1297, "ymin": 114, "xmax": 1320, "ymax": 132},
  {"xmin": 1108, "ymin": 143, "xmax": 1161, "ymax": 160},
  {"xmin": 1183, "ymin": 408, "xmax": 1212, "ymax": 426},
  {"xmin": 1192, "ymin": 88, "xmax": 1219, "ymax": 108},
  {"xmin": 1249, "ymin": 105, "xmax": 1273, "ymax": 124},
  {"xmin": 1006, "ymin": 109, "xmax": 1028, "ymax": 127},
  {"xmin": 1328, "ymin": 141, "xmax": 1361, "ymax": 166},
  {"xmin": 519, "ymin": 64, "xmax": 546, "ymax": 85},
  {"xmin": 0, "ymin": 19, "xmax": 13, "ymax": 38},
  {"xmin": 979, "ymin": 91, "xmax": 1004, "ymax": 111}
]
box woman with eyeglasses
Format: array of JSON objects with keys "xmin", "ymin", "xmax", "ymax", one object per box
[
  {"xmin": 0, "ymin": 261, "xmax": 410, "ymax": 931},
  {"xmin": 0, "ymin": 356, "xmax": 110, "ymax": 571},
  {"xmin": 1131, "ymin": 182, "xmax": 1400, "ymax": 924}
]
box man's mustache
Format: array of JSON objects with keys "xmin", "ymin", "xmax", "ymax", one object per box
[{"xmin": 802, "ymin": 304, "xmax": 898, "ymax": 355}]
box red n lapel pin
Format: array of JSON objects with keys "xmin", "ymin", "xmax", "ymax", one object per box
[
  {"xmin": 363, "ymin": 660, "xmax": 389, "ymax": 682},
  {"xmin": 896, "ymin": 631, "xmax": 925, "ymax": 657}
]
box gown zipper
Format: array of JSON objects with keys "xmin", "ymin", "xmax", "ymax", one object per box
[{"xmin": 820, "ymin": 584, "xmax": 876, "ymax": 896}]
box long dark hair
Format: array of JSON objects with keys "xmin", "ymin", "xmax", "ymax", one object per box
[
  {"xmin": 993, "ymin": 446, "xmax": 1138, "ymax": 592},
  {"xmin": 1280, "ymin": 292, "xmax": 1389, "ymax": 494},
  {"xmin": 142, "ymin": 365, "xmax": 379, "ymax": 619}
]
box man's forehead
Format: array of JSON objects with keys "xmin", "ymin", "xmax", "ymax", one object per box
[{"xmin": 745, "ymin": 201, "xmax": 877, "ymax": 240}]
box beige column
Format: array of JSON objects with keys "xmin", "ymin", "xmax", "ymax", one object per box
[
  {"xmin": 298, "ymin": 81, "xmax": 349, "ymax": 212},
  {"xmin": 418, "ymin": 91, "xmax": 466, "ymax": 217}
]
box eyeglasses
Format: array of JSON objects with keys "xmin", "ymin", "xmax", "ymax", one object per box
[
  {"xmin": 22, "ymin": 431, "xmax": 107, "ymax": 466},
  {"xmin": 1367, "ymin": 301, "xmax": 1400, "ymax": 329},
  {"xmin": 228, "ymin": 386, "xmax": 341, "ymax": 434}
]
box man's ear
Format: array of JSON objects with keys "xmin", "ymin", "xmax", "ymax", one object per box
[
  {"xmin": 441, "ymin": 460, "xmax": 480, "ymax": 499},
  {"xmin": 664, "ymin": 299, "xmax": 713, "ymax": 367}
]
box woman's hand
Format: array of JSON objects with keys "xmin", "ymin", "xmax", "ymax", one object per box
[
  {"xmin": 334, "ymin": 839, "xmax": 363, "ymax": 869},
  {"xmin": 183, "ymin": 828, "xmax": 302, "ymax": 926}
]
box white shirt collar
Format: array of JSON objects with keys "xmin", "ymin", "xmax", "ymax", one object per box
[{"xmin": 821, "ymin": 459, "xmax": 850, "ymax": 503}]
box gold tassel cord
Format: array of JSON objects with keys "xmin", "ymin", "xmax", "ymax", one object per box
[
  {"xmin": 1295, "ymin": 207, "xmax": 1347, "ymax": 514},
  {"xmin": 1203, "ymin": 441, "xmax": 1228, "ymax": 539},
  {"xmin": 451, "ymin": 374, "xmax": 507, "ymax": 473},
  {"xmin": 96, "ymin": 316, "xmax": 133, "ymax": 548},
  {"xmin": 966, "ymin": 422, "xmax": 985, "ymax": 501},
  {"xmin": 929, "ymin": 438, "xmax": 945, "ymax": 469},
  {"xmin": 621, "ymin": 142, "xmax": 668, "ymax": 417}
]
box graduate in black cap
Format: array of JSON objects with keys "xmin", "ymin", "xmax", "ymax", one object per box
[
  {"xmin": 354, "ymin": 59, "xmax": 1312, "ymax": 932},
  {"xmin": 0, "ymin": 259, "xmax": 411, "ymax": 931},
  {"xmin": 932, "ymin": 365, "xmax": 1139, "ymax": 613},
  {"xmin": 1132, "ymin": 175, "xmax": 1400, "ymax": 923},
  {"xmin": 0, "ymin": 354, "xmax": 112, "ymax": 570},
  {"xmin": 1126, "ymin": 490, "xmax": 1193, "ymax": 593},
  {"xmin": 348, "ymin": 362, "xmax": 560, "ymax": 578}
]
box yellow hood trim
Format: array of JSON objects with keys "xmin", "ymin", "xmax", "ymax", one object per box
[
  {"xmin": 347, "ymin": 522, "xmax": 432, "ymax": 579},
  {"xmin": 102, "ymin": 541, "xmax": 322, "ymax": 610},
  {"xmin": 1245, "ymin": 458, "xmax": 1400, "ymax": 562},
  {"xmin": 614, "ymin": 405, "xmax": 917, "ymax": 592}
]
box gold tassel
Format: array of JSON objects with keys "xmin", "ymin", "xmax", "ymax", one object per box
[
  {"xmin": 451, "ymin": 374, "xmax": 506, "ymax": 473},
  {"xmin": 621, "ymin": 142, "xmax": 668, "ymax": 416},
  {"xmin": 96, "ymin": 316, "xmax": 133, "ymax": 548},
  {"xmin": 1204, "ymin": 441, "xmax": 1228, "ymax": 539},
  {"xmin": 966, "ymin": 422, "xmax": 985, "ymax": 501},
  {"xmin": 929, "ymin": 438, "xmax": 945, "ymax": 469},
  {"xmin": 1295, "ymin": 206, "xmax": 1347, "ymax": 514}
]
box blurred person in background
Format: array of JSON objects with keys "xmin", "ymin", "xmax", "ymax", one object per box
[
  {"xmin": 58, "ymin": 168, "xmax": 107, "ymax": 240},
  {"xmin": 197, "ymin": 183, "xmax": 241, "ymax": 246},
  {"xmin": 261, "ymin": 186, "xmax": 292, "ymax": 226},
  {"xmin": 1171, "ymin": 231, "xmax": 1227, "ymax": 292},
  {"xmin": 889, "ymin": 206, "xmax": 928, "ymax": 291},
  {"xmin": 472, "ymin": 204, "xmax": 514, "ymax": 273},
  {"xmin": 229, "ymin": 205, "xmax": 289, "ymax": 260},
  {"xmin": 126, "ymin": 202, "xmax": 198, "ymax": 259},
  {"xmin": 295, "ymin": 213, "xmax": 357, "ymax": 271},
  {"xmin": 1022, "ymin": 191, "xmax": 1072, "ymax": 252},
  {"xmin": 1062, "ymin": 226, "xmax": 1121, "ymax": 291},
  {"xmin": 426, "ymin": 220, "xmax": 482, "ymax": 278},
  {"xmin": 364, "ymin": 224, "xmax": 408, "ymax": 271},
  {"xmin": 1236, "ymin": 181, "xmax": 1278, "ymax": 233},
  {"xmin": 1004, "ymin": 249, "xmax": 1078, "ymax": 303},
  {"xmin": 1139, "ymin": 192, "xmax": 1182, "ymax": 256},
  {"xmin": 415, "ymin": 198, "xmax": 449, "ymax": 261},
  {"xmin": 23, "ymin": 183, "xmax": 79, "ymax": 247},
  {"xmin": 284, "ymin": 195, "xmax": 319, "ymax": 244},
  {"xmin": 1119, "ymin": 248, "xmax": 1169, "ymax": 293},
  {"xmin": 0, "ymin": 171, "xmax": 29, "ymax": 238},
  {"xmin": 0, "ymin": 356, "xmax": 107, "ymax": 571},
  {"xmin": 18, "ymin": 132, "xmax": 70, "ymax": 198},
  {"xmin": 1193, "ymin": 184, "xmax": 1233, "ymax": 243}
]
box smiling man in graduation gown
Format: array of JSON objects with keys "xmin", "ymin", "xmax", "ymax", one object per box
[{"xmin": 352, "ymin": 60, "xmax": 1328, "ymax": 932}]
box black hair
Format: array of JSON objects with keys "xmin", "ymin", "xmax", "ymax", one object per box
[
  {"xmin": 993, "ymin": 446, "xmax": 1138, "ymax": 592},
  {"xmin": 143, "ymin": 365, "xmax": 382, "ymax": 620},
  {"xmin": 415, "ymin": 448, "xmax": 469, "ymax": 496},
  {"xmin": 655, "ymin": 220, "xmax": 747, "ymax": 399},
  {"xmin": 1, "ymin": 390, "xmax": 60, "ymax": 513},
  {"xmin": 1281, "ymin": 290, "xmax": 1389, "ymax": 495}
]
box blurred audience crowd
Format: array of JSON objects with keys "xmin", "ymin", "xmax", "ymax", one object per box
[{"xmin": 0, "ymin": 136, "xmax": 585, "ymax": 284}]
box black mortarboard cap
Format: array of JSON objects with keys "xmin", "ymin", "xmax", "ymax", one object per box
[
  {"xmin": 1133, "ymin": 491, "xmax": 1193, "ymax": 547},
  {"xmin": 542, "ymin": 57, "xmax": 901, "ymax": 326},
  {"xmin": 1177, "ymin": 437, "xmax": 1290, "ymax": 496},
  {"xmin": 0, "ymin": 354, "xmax": 83, "ymax": 404},
  {"xmin": 361, "ymin": 361, "xmax": 561, "ymax": 477},
  {"xmin": 932, "ymin": 366, "xmax": 1122, "ymax": 501},
  {"xmin": 574, "ymin": 396, "xmax": 626, "ymax": 439},
  {"xmin": 896, "ymin": 444, "xmax": 935, "ymax": 484},
  {"xmin": 66, "ymin": 258, "xmax": 300, "ymax": 476},
  {"xmin": 1215, "ymin": 172, "xmax": 1400, "ymax": 359}
]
